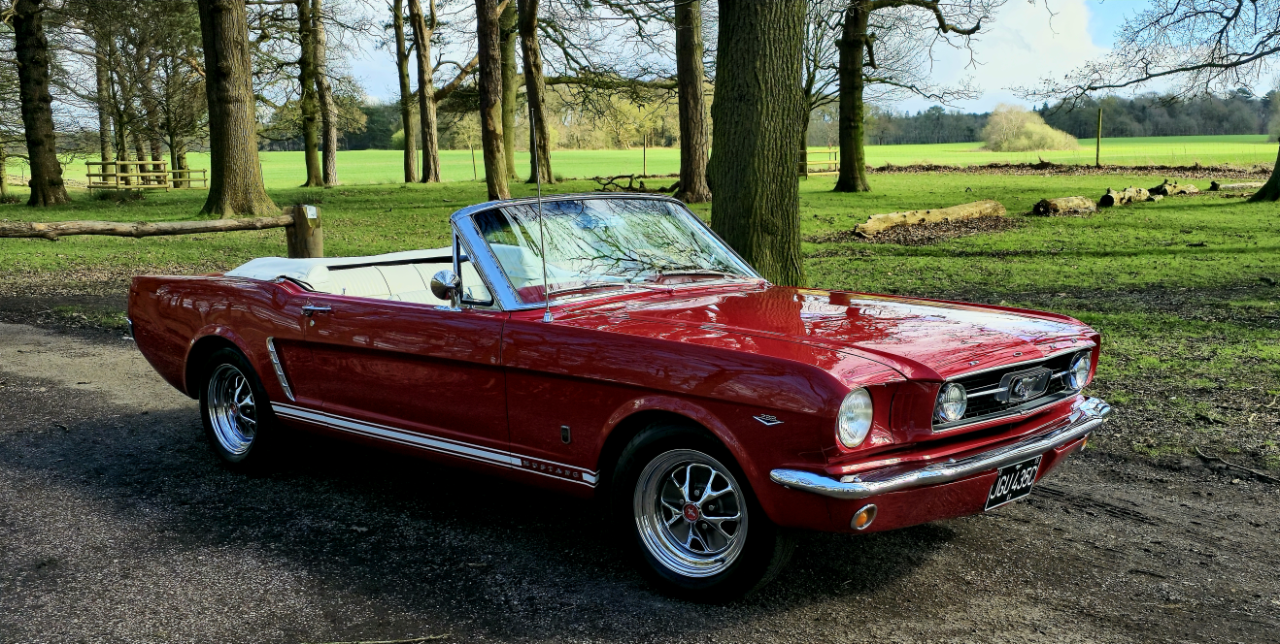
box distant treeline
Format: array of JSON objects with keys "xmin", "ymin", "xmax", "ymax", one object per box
[{"xmin": 805, "ymin": 91, "xmax": 1280, "ymax": 147}]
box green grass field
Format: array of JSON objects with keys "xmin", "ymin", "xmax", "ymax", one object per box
[
  {"xmin": 36, "ymin": 134, "xmax": 1276, "ymax": 190},
  {"xmin": 2, "ymin": 165, "xmax": 1278, "ymax": 469}
]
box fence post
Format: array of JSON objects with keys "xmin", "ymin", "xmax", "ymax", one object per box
[{"xmin": 285, "ymin": 205, "xmax": 324, "ymax": 258}]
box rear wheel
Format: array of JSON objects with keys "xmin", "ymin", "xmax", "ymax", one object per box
[
  {"xmin": 613, "ymin": 424, "xmax": 793, "ymax": 602},
  {"xmin": 199, "ymin": 348, "xmax": 280, "ymax": 468}
]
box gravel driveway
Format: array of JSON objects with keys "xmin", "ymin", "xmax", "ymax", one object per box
[{"xmin": 1, "ymin": 322, "xmax": 1277, "ymax": 644}]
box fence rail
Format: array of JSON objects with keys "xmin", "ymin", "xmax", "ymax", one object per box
[
  {"xmin": 802, "ymin": 148, "xmax": 839, "ymax": 175},
  {"xmin": 86, "ymin": 160, "xmax": 170, "ymax": 191},
  {"xmin": 170, "ymin": 168, "xmax": 208, "ymax": 189},
  {"xmin": 0, "ymin": 205, "xmax": 324, "ymax": 258}
]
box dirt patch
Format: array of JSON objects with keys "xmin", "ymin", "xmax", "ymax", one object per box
[
  {"xmin": 805, "ymin": 215, "xmax": 1025, "ymax": 247},
  {"xmin": 868, "ymin": 159, "xmax": 1273, "ymax": 180}
]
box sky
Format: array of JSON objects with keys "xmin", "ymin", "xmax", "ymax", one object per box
[{"xmin": 345, "ymin": 0, "xmax": 1150, "ymax": 115}]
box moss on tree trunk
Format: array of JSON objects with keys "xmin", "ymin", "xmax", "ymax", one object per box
[
  {"xmin": 834, "ymin": 2, "xmax": 870, "ymax": 193},
  {"xmin": 709, "ymin": 0, "xmax": 806, "ymax": 287},
  {"xmin": 297, "ymin": 0, "xmax": 324, "ymax": 187},
  {"xmin": 517, "ymin": 0, "xmax": 553, "ymax": 183},
  {"xmin": 196, "ymin": 0, "xmax": 278, "ymax": 217},
  {"xmin": 476, "ymin": 0, "xmax": 510, "ymax": 200},
  {"xmin": 13, "ymin": 0, "xmax": 69, "ymax": 206},
  {"xmin": 673, "ymin": 0, "xmax": 711, "ymax": 203}
]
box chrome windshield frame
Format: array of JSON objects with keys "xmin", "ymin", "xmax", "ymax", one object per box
[{"xmin": 448, "ymin": 193, "xmax": 764, "ymax": 312}]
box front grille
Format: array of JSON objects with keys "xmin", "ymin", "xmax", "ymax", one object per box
[{"xmin": 934, "ymin": 350, "xmax": 1089, "ymax": 431}]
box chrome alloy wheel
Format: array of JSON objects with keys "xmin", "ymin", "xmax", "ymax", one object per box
[
  {"xmin": 633, "ymin": 449, "xmax": 748, "ymax": 578},
  {"xmin": 206, "ymin": 363, "xmax": 258, "ymax": 456}
]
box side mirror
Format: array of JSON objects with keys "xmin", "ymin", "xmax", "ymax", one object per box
[{"xmin": 430, "ymin": 269, "xmax": 461, "ymax": 303}]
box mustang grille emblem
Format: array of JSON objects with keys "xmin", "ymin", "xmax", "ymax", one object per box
[
  {"xmin": 995, "ymin": 367, "xmax": 1052, "ymax": 404},
  {"xmin": 754, "ymin": 414, "xmax": 784, "ymax": 426}
]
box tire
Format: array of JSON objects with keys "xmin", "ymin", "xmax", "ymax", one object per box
[
  {"xmin": 612, "ymin": 423, "xmax": 794, "ymax": 602},
  {"xmin": 198, "ymin": 347, "xmax": 281, "ymax": 469}
]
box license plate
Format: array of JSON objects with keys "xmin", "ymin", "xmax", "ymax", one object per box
[{"xmin": 985, "ymin": 455, "xmax": 1043, "ymax": 510}]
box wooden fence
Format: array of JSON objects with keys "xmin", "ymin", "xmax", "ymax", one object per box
[
  {"xmin": 171, "ymin": 168, "xmax": 208, "ymax": 189},
  {"xmin": 801, "ymin": 148, "xmax": 839, "ymax": 175},
  {"xmin": 0, "ymin": 205, "xmax": 324, "ymax": 258},
  {"xmin": 87, "ymin": 160, "xmax": 170, "ymax": 190}
]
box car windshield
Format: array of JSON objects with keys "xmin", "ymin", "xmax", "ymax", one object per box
[{"xmin": 473, "ymin": 198, "xmax": 758, "ymax": 305}]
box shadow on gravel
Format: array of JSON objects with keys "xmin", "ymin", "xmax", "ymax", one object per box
[{"xmin": 0, "ymin": 404, "xmax": 950, "ymax": 639}]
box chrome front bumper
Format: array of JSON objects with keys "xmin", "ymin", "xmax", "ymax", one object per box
[{"xmin": 770, "ymin": 397, "xmax": 1111, "ymax": 500}]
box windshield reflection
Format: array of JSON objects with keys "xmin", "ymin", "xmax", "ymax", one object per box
[{"xmin": 474, "ymin": 198, "xmax": 758, "ymax": 304}]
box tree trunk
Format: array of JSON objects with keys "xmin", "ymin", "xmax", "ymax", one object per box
[
  {"xmin": 196, "ymin": 0, "xmax": 278, "ymax": 217},
  {"xmin": 1249, "ymin": 146, "xmax": 1280, "ymax": 202},
  {"xmin": 0, "ymin": 147, "xmax": 9, "ymax": 198},
  {"xmin": 517, "ymin": 0, "xmax": 552, "ymax": 183},
  {"xmin": 798, "ymin": 118, "xmax": 809, "ymax": 177},
  {"xmin": 0, "ymin": 215, "xmax": 295, "ymax": 240},
  {"xmin": 13, "ymin": 0, "xmax": 69, "ymax": 206},
  {"xmin": 314, "ymin": 0, "xmax": 339, "ymax": 185},
  {"xmin": 476, "ymin": 0, "xmax": 510, "ymax": 200},
  {"xmin": 499, "ymin": 0, "xmax": 518, "ymax": 180},
  {"xmin": 297, "ymin": 0, "xmax": 323, "ymax": 187},
  {"xmin": 408, "ymin": 0, "xmax": 441, "ymax": 182},
  {"xmin": 709, "ymin": 0, "xmax": 805, "ymax": 286},
  {"xmin": 834, "ymin": 2, "xmax": 870, "ymax": 193},
  {"xmin": 673, "ymin": 0, "xmax": 711, "ymax": 203},
  {"xmin": 392, "ymin": 0, "xmax": 417, "ymax": 183},
  {"xmin": 1032, "ymin": 196, "xmax": 1095, "ymax": 216},
  {"xmin": 93, "ymin": 45, "xmax": 114, "ymax": 163}
]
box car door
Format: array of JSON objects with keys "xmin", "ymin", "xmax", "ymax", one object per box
[{"xmin": 292, "ymin": 266, "xmax": 511, "ymax": 464}]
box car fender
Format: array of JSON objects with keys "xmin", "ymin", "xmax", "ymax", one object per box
[{"xmin": 182, "ymin": 325, "xmax": 257, "ymax": 396}]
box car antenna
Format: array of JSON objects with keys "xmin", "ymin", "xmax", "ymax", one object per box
[{"xmin": 530, "ymin": 100, "xmax": 552, "ymax": 323}]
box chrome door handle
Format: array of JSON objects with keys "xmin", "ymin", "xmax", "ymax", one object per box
[{"xmin": 301, "ymin": 304, "xmax": 332, "ymax": 316}]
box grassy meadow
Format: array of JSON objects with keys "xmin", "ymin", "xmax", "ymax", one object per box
[
  {"xmin": 34, "ymin": 134, "xmax": 1277, "ymax": 190},
  {"xmin": 2, "ymin": 146, "xmax": 1279, "ymax": 469}
]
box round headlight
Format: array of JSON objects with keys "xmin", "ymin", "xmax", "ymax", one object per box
[
  {"xmin": 935, "ymin": 383, "xmax": 968, "ymax": 423},
  {"xmin": 837, "ymin": 388, "xmax": 874, "ymax": 449},
  {"xmin": 1067, "ymin": 351, "xmax": 1091, "ymax": 390}
]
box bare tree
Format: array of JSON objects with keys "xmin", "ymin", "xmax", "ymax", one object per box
[
  {"xmin": 314, "ymin": 0, "xmax": 339, "ymax": 185},
  {"xmin": 834, "ymin": 0, "xmax": 990, "ymax": 193},
  {"xmin": 406, "ymin": 0, "xmax": 439, "ymax": 181},
  {"xmin": 11, "ymin": 0, "xmax": 69, "ymax": 206},
  {"xmin": 1020, "ymin": 0, "xmax": 1280, "ymax": 202},
  {"xmin": 673, "ymin": 0, "xmax": 709, "ymax": 202},
  {"xmin": 391, "ymin": 0, "xmax": 417, "ymax": 181},
  {"xmin": 517, "ymin": 0, "xmax": 552, "ymax": 183}
]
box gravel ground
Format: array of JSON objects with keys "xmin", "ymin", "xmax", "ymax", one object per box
[{"xmin": 0, "ymin": 319, "xmax": 1278, "ymax": 644}]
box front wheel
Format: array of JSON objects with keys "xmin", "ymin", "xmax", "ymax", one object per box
[{"xmin": 614, "ymin": 426, "xmax": 794, "ymax": 602}]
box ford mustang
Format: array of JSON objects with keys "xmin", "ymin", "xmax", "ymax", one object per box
[{"xmin": 128, "ymin": 194, "xmax": 1110, "ymax": 601}]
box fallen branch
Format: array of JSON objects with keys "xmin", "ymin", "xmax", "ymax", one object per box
[
  {"xmin": 1098, "ymin": 186, "xmax": 1150, "ymax": 207},
  {"xmin": 1195, "ymin": 446, "xmax": 1280, "ymax": 484},
  {"xmin": 854, "ymin": 200, "xmax": 1005, "ymax": 238},
  {"xmin": 591, "ymin": 174, "xmax": 679, "ymax": 194},
  {"xmin": 1031, "ymin": 196, "xmax": 1096, "ymax": 216},
  {"xmin": 0, "ymin": 215, "xmax": 294, "ymax": 241},
  {"xmin": 1148, "ymin": 179, "xmax": 1199, "ymax": 196},
  {"xmin": 1209, "ymin": 180, "xmax": 1264, "ymax": 192}
]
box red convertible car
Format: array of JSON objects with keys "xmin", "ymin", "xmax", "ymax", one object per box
[{"xmin": 129, "ymin": 194, "xmax": 1110, "ymax": 601}]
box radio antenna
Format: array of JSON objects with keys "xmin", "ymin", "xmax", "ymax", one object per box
[{"xmin": 529, "ymin": 100, "xmax": 552, "ymax": 323}]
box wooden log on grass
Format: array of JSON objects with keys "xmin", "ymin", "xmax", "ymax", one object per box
[
  {"xmin": 1148, "ymin": 179, "xmax": 1199, "ymax": 196},
  {"xmin": 1209, "ymin": 180, "xmax": 1264, "ymax": 192},
  {"xmin": 1032, "ymin": 196, "xmax": 1096, "ymax": 217},
  {"xmin": 0, "ymin": 215, "xmax": 294, "ymax": 241},
  {"xmin": 854, "ymin": 200, "xmax": 1005, "ymax": 238},
  {"xmin": 1098, "ymin": 186, "xmax": 1150, "ymax": 207}
]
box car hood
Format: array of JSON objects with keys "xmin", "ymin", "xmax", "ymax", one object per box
[{"xmin": 604, "ymin": 285, "xmax": 1094, "ymax": 381}]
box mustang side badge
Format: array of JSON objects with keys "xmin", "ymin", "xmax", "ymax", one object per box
[{"xmin": 754, "ymin": 414, "xmax": 784, "ymax": 426}]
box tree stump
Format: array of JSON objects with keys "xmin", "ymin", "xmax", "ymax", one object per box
[
  {"xmin": 854, "ymin": 200, "xmax": 1006, "ymax": 238},
  {"xmin": 1209, "ymin": 180, "xmax": 1264, "ymax": 192},
  {"xmin": 1032, "ymin": 196, "xmax": 1096, "ymax": 216}
]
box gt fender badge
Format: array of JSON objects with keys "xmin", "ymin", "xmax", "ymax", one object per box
[{"xmin": 754, "ymin": 414, "xmax": 784, "ymax": 426}]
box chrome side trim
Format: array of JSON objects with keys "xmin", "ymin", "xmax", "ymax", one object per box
[
  {"xmin": 264, "ymin": 338, "xmax": 295, "ymax": 402},
  {"xmin": 271, "ymin": 402, "xmax": 599, "ymax": 487},
  {"xmin": 770, "ymin": 397, "xmax": 1111, "ymax": 500}
]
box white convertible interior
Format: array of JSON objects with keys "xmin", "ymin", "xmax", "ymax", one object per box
[{"xmin": 225, "ymin": 248, "xmax": 492, "ymax": 305}]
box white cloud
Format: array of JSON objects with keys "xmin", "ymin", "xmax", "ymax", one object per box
[{"xmin": 895, "ymin": 0, "xmax": 1106, "ymax": 113}]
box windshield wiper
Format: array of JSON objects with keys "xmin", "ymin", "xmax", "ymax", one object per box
[
  {"xmin": 654, "ymin": 268, "xmax": 751, "ymax": 281},
  {"xmin": 545, "ymin": 281, "xmax": 627, "ymax": 298}
]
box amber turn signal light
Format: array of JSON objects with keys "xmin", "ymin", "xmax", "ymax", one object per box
[{"xmin": 851, "ymin": 504, "xmax": 878, "ymax": 531}]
